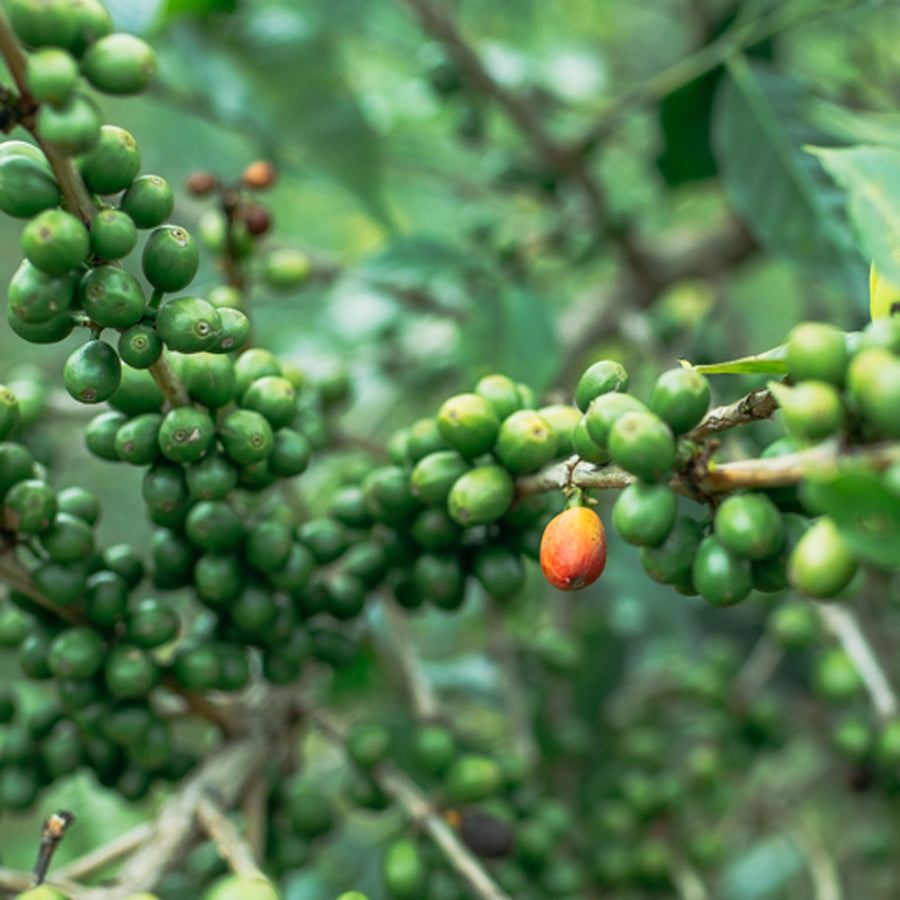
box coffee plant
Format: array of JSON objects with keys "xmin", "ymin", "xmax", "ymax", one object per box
[{"xmin": 1, "ymin": 0, "xmax": 900, "ymax": 898}]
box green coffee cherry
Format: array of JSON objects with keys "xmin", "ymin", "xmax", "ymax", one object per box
[
  {"xmin": 414, "ymin": 724, "xmax": 456, "ymax": 774},
  {"xmin": 22, "ymin": 208, "xmax": 89, "ymax": 276},
  {"xmin": 185, "ymin": 500, "xmax": 244, "ymax": 553},
  {"xmin": 692, "ymin": 535, "xmax": 752, "ymax": 606},
  {"xmin": 447, "ymin": 464, "xmax": 514, "ymax": 526},
  {"xmin": 714, "ymin": 493, "xmax": 785, "ymax": 560},
  {"xmin": 47, "ymin": 627, "xmax": 105, "ymax": 679},
  {"xmin": 788, "ymin": 516, "xmax": 858, "ymax": 599},
  {"xmin": 37, "ymin": 92, "xmax": 101, "ymax": 154},
  {"xmin": 67, "ymin": 0, "xmax": 113, "ymax": 57},
  {"xmin": 494, "ymin": 409, "xmax": 558, "ymax": 474},
  {"xmin": 437, "ymin": 393, "xmax": 500, "ymax": 458},
  {"xmin": 64, "ymin": 339, "xmax": 121, "ymax": 403},
  {"xmin": 768, "ymin": 380, "xmax": 845, "ymax": 442},
  {"xmin": 241, "ymin": 376, "xmax": 297, "ymax": 429},
  {"xmin": 474, "ymin": 373, "xmax": 522, "ymax": 420},
  {"xmin": 612, "ymin": 480, "xmax": 677, "ymax": 547},
  {"xmin": 120, "ymin": 174, "xmax": 174, "ymax": 228},
  {"xmin": 575, "ymin": 359, "xmax": 629, "ymax": 411},
  {"xmin": 171, "ymin": 642, "xmax": 221, "ymax": 690},
  {"xmin": 8, "ymin": 0, "xmax": 78, "ymax": 49},
  {"xmin": 413, "ymin": 552, "xmax": 466, "ymax": 610},
  {"xmin": 608, "ymin": 410, "xmax": 676, "ymax": 482},
  {"xmin": 411, "ymin": 506, "xmax": 463, "ymax": 551},
  {"xmin": 572, "ymin": 414, "xmax": 609, "ymax": 464},
  {"xmin": 142, "ymin": 225, "xmax": 199, "ymax": 292},
  {"xmin": 268, "ymin": 427, "xmax": 312, "ymax": 478},
  {"xmin": 785, "ymin": 322, "xmax": 848, "ymax": 386},
  {"xmin": 649, "ymin": 367, "xmax": 711, "ymax": 434},
  {"xmin": 126, "ymin": 597, "xmax": 179, "ymax": 649},
  {"xmin": 813, "ymin": 647, "xmax": 863, "ymax": 703},
  {"xmin": 105, "ymin": 645, "xmax": 160, "ymax": 698},
  {"xmin": 78, "ymin": 265, "xmax": 146, "ymax": 329},
  {"xmin": 234, "ymin": 347, "xmax": 282, "ymax": 395},
  {"xmin": 846, "ymin": 347, "xmax": 900, "ymax": 439},
  {"xmin": 473, "ymin": 545, "xmax": 526, "ymax": 600},
  {"xmin": 142, "ymin": 463, "xmax": 190, "ymax": 525},
  {"xmin": 0, "ymin": 154, "xmax": 59, "ymax": 218},
  {"xmin": 56, "ymin": 485, "xmax": 100, "ymax": 526},
  {"xmin": 26, "ymin": 46, "xmax": 79, "ymax": 104},
  {"xmin": 410, "ymin": 450, "xmax": 469, "ymax": 506},
  {"xmin": 77, "ymin": 125, "xmax": 140, "ymax": 194},
  {"xmin": 118, "ymin": 322, "xmax": 162, "ymax": 369},
  {"xmin": 584, "ymin": 391, "xmax": 646, "ymax": 449},
  {"xmin": 218, "ymin": 409, "xmax": 274, "ymax": 465},
  {"xmin": 156, "ymin": 296, "xmax": 222, "ymax": 353},
  {"xmin": 536, "ymin": 403, "xmax": 580, "ymax": 456},
  {"xmin": 2, "ymin": 479, "xmax": 56, "ymax": 534},
  {"xmin": 90, "ymin": 208, "xmax": 138, "ymax": 260},
  {"xmin": 8, "ymin": 260, "xmax": 77, "ymax": 326},
  {"xmin": 282, "ymin": 777, "xmax": 335, "ymax": 837},
  {"xmin": 445, "ymin": 754, "xmax": 503, "ymax": 803},
  {"xmin": 214, "ymin": 307, "xmax": 250, "ymax": 352},
  {"xmin": 115, "ymin": 412, "xmax": 162, "ymax": 465},
  {"xmin": 157, "ymin": 406, "xmax": 216, "ymax": 463},
  {"xmin": 8, "ymin": 306, "xmax": 74, "ymax": 344},
  {"xmin": 195, "ymin": 553, "xmax": 244, "ymax": 606},
  {"xmin": 80, "ymin": 33, "xmax": 157, "ymax": 94},
  {"xmin": 181, "ymin": 352, "xmax": 237, "ymax": 409},
  {"xmin": 262, "ymin": 247, "xmax": 311, "ymax": 290},
  {"xmin": 85, "ymin": 409, "xmax": 127, "ymax": 460},
  {"xmin": 244, "ymin": 518, "xmax": 293, "ymax": 573},
  {"xmin": 382, "ymin": 838, "xmax": 428, "ymax": 900},
  {"xmin": 108, "ymin": 364, "xmax": 164, "ymax": 415},
  {"xmin": 84, "ymin": 569, "xmax": 128, "ymax": 625},
  {"xmin": 363, "ymin": 465, "xmax": 420, "ymax": 526},
  {"xmin": 185, "ymin": 451, "xmax": 238, "ymax": 501},
  {"xmin": 38, "ymin": 511, "xmax": 93, "ymax": 562},
  {"xmin": 0, "ymin": 386, "xmax": 20, "ymax": 440}
]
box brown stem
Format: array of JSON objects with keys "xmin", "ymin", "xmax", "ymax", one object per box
[
  {"xmin": 149, "ymin": 354, "xmax": 191, "ymax": 408},
  {"xmin": 196, "ymin": 794, "xmax": 269, "ymax": 880},
  {"xmin": 57, "ymin": 825, "xmax": 154, "ymax": 881},
  {"xmin": 381, "ymin": 597, "xmax": 440, "ymax": 720},
  {"xmin": 686, "ymin": 387, "xmax": 779, "ymax": 442}
]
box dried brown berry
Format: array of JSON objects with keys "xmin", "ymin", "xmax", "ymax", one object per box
[
  {"xmin": 240, "ymin": 203, "xmax": 272, "ymax": 236},
  {"xmin": 186, "ymin": 171, "xmax": 219, "ymax": 196}
]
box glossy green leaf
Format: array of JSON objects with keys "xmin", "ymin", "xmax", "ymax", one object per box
[
  {"xmin": 801, "ymin": 465, "xmax": 900, "ymax": 570},
  {"xmin": 712, "ymin": 57, "xmax": 864, "ymax": 294},
  {"xmin": 682, "ymin": 344, "xmax": 786, "ymax": 375},
  {"xmin": 810, "ymin": 144, "xmax": 900, "ymax": 286}
]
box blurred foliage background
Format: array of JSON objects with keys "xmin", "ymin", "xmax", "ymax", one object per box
[{"xmin": 4, "ymin": 0, "xmax": 900, "ymax": 898}]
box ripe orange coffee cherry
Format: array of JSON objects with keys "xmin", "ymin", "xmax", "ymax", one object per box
[{"xmin": 540, "ymin": 505, "xmax": 607, "ymax": 590}]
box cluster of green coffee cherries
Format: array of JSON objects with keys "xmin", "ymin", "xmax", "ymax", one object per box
[{"xmin": 768, "ymin": 598, "xmax": 900, "ymax": 774}]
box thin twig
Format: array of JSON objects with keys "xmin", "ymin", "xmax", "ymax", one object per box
[
  {"xmin": 381, "ymin": 598, "xmax": 440, "ymax": 720},
  {"xmin": 307, "ymin": 708, "xmax": 512, "ymax": 900},
  {"xmin": 570, "ymin": 0, "xmax": 859, "ymax": 159},
  {"xmin": 731, "ymin": 636, "xmax": 784, "ymax": 706},
  {"xmin": 670, "ymin": 857, "xmax": 711, "ymax": 900},
  {"xmin": 793, "ymin": 823, "xmax": 843, "ymax": 900},
  {"xmin": 149, "ymin": 354, "xmax": 191, "ymax": 409},
  {"xmin": 485, "ymin": 604, "xmax": 538, "ymax": 770},
  {"xmin": 686, "ymin": 388, "xmax": 779, "ymax": 442},
  {"xmin": 518, "ymin": 438, "xmax": 900, "ymax": 500},
  {"xmin": 196, "ymin": 794, "xmax": 269, "ymax": 881},
  {"xmin": 57, "ymin": 825, "xmax": 154, "ymax": 882},
  {"xmin": 816, "ymin": 605, "xmax": 899, "ymax": 722}
]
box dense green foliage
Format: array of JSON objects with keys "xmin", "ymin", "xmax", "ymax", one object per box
[{"xmin": 3, "ymin": 2, "xmax": 900, "ymax": 900}]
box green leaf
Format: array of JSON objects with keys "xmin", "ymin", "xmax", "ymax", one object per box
[
  {"xmin": 158, "ymin": 16, "xmax": 390, "ymax": 228},
  {"xmin": 712, "ymin": 57, "xmax": 865, "ymax": 295},
  {"xmin": 809, "ymin": 99, "xmax": 900, "ymax": 153},
  {"xmin": 461, "ymin": 283, "xmax": 561, "ymax": 391},
  {"xmin": 801, "ymin": 465, "xmax": 900, "ymax": 570},
  {"xmin": 720, "ymin": 834, "xmax": 804, "ymax": 900},
  {"xmin": 810, "ymin": 144, "xmax": 900, "ymax": 286},
  {"xmin": 682, "ymin": 343, "xmax": 786, "ymax": 375}
]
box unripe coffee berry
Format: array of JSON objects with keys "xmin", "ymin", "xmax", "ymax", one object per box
[
  {"xmin": 78, "ymin": 125, "xmax": 140, "ymax": 194},
  {"xmin": 64, "ymin": 339, "xmax": 121, "ymax": 403},
  {"xmin": 142, "ymin": 225, "xmax": 199, "ymax": 292},
  {"xmin": 22, "ymin": 208, "xmax": 89, "ymax": 276},
  {"xmin": 80, "ymin": 33, "xmax": 157, "ymax": 95}
]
